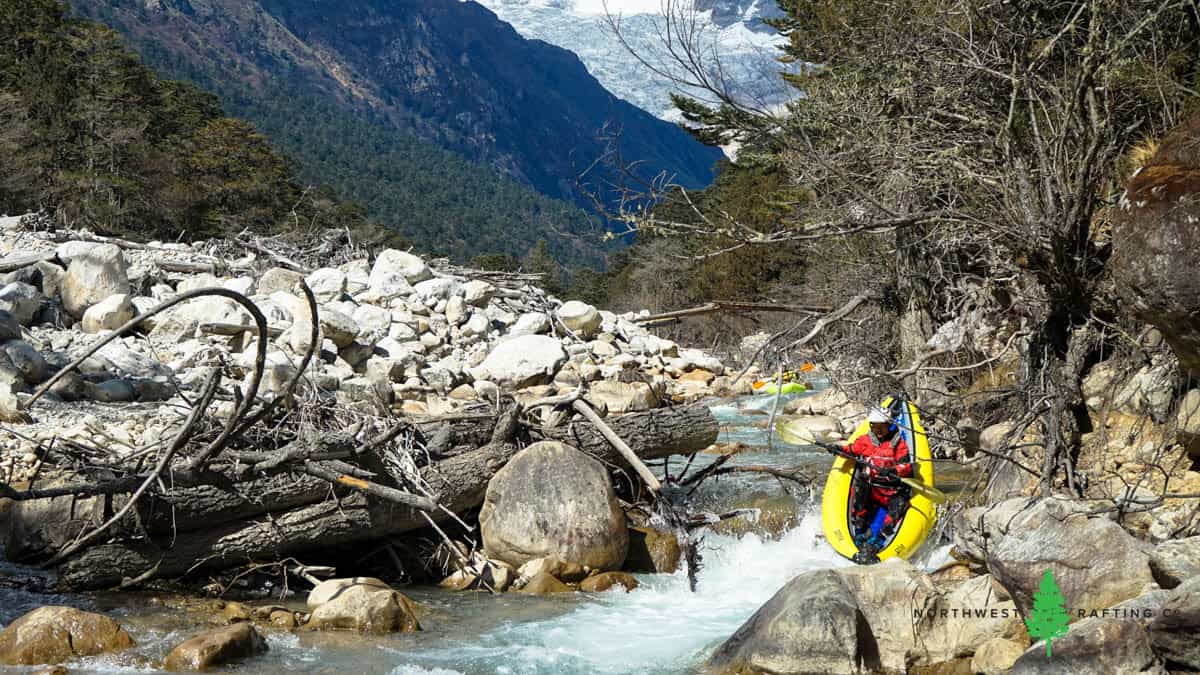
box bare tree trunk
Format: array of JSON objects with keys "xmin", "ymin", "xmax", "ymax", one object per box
[{"xmin": 26, "ymin": 404, "xmax": 718, "ymax": 590}]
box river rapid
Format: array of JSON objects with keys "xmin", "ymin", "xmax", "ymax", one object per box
[{"xmin": 0, "ymin": 392, "xmax": 967, "ymax": 675}]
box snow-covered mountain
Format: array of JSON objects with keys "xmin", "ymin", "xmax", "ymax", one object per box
[{"xmin": 472, "ymin": 0, "xmax": 794, "ymax": 121}]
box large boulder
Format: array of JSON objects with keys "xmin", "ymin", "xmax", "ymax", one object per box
[
  {"xmin": 709, "ymin": 559, "xmax": 945, "ymax": 674},
  {"xmin": 0, "ymin": 309, "xmax": 21, "ymax": 341},
  {"xmin": 0, "ymin": 606, "xmax": 135, "ymax": 665},
  {"xmin": 1148, "ymin": 577, "xmax": 1200, "ymax": 669},
  {"xmin": 469, "ymin": 335, "xmax": 566, "ymax": 388},
  {"xmin": 779, "ymin": 415, "xmax": 843, "ymax": 442},
  {"xmin": 585, "ymin": 380, "xmax": 660, "ymax": 413},
  {"xmin": 0, "ymin": 282, "xmax": 43, "ymax": 326},
  {"xmin": 1111, "ymin": 113, "xmax": 1200, "ymax": 376},
  {"xmin": 4, "ymin": 341, "xmax": 48, "ymax": 384},
  {"xmin": 480, "ymin": 441, "xmax": 628, "ymax": 571},
  {"xmin": 305, "ymin": 267, "xmax": 347, "ymax": 303},
  {"xmin": 556, "ymin": 301, "xmax": 601, "ymax": 337},
  {"xmin": 1149, "ymin": 536, "xmax": 1200, "ymax": 589},
  {"xmin": 625, "ymin": 526, "xmax": 681, "ymax": 573},
  {"xmin": 1012, "ymin": 617, "xmax": 1164, "ymax": 675},
  {"xmin": 163, "ymin": 623, "xmax": 267, "ymax": 671},
  {"xmin": 61, "ymin": 243, "xmax": 129, "ymax": 318},
  {"xmin": 914, "ymin": 574, "xmax": 1024, "ymax": 667},
  {"xmin": 971, "ymin": 637, "xmax": 1027, "ymax": 675},
  {"xmin": 373, "ymin": 249, "xmax": 432, "ymax": 286},
  {"xmin": 305, "ymin": 578, "xmax": 420, "ymax": 633},
  {"xmin": 954, "ymin": 498, "xmax": 1156, "ymax": 615},
  {"xmin": 707, "ymin": 569, "xmax": 871, "ymax": 675},
  {"xmin": 81, "ymin": 294, "xmax": 134, "ymax": 333},
  {"xmin": 835, "ymin": 558, "xmax": 938, "ymax": 672}
]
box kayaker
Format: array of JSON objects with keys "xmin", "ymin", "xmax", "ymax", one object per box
[{"xmin": 830, "ymin": 405, "xmax": 913, "ymax": 562}]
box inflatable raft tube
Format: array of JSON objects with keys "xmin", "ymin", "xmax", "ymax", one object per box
[{"xmin": 821, "ymin": 397, "xmax": 936, "ymax": 562}]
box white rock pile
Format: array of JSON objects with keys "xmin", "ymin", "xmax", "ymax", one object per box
[{"xmin": 0, "ymin": 222, "xmax": 752, "ymax": 479}]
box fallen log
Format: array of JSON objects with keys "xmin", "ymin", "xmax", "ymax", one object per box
[
  {"xmin": 14, "ymin": 404, "xmax": 717, "ymax": 589},
  {"xmin": 634, "ymin": 301, "xmax": 832, "ymax": 324},
  {"xmin": 0, "ymin": 250, "xmax": 56, "ymax": 273}
]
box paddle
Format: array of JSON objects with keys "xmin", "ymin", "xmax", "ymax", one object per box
[{"xmin": 774, "ymin": 421, "xmax": 948, "ymax": 504}]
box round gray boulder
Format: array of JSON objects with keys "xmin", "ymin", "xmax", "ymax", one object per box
[{"xmin": 480, "ymin": 441, "xmax": 628, "ymax": 571}]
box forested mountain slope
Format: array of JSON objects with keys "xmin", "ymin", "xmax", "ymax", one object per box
[{"xmin": 67, "ymin": 0, "xmax": 725, "ymax": 263}]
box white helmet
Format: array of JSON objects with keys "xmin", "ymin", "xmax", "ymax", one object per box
[{"xmin": 867, "ymin": 406, "xmax": 893, "ymax": 424}]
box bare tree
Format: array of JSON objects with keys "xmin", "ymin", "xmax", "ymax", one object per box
[{"xmin": 602, "ymin": 0, "xmax": 1200, "ymax": 494}]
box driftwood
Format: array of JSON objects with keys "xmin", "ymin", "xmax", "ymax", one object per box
[
  {"xmin": 635, "ymin": 301, "xmax": 833, "ymax": 325},
  {"xmin": 0, "ymin": 250, "xmax": 56, "ymax": 273},
  {"xmin": 7, "ymin": 403, "xmax": 717, "ymax": 590}
]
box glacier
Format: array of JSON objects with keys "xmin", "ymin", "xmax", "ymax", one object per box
[{"xmin": 471, "ymin": 0, "xmax": 797, "ymax": 121}]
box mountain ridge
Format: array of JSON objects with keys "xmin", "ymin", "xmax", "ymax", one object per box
[{"xmin": 70, "ymin": 0, "xmax": 722, "ymax": 213}]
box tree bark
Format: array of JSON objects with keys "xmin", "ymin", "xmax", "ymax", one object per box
[{"xmin": 34, "ymin": 404, "xmax": 717, "ymax": 589}]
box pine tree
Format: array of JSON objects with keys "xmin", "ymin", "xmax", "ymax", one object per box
[{"xmin": 1025, "ymin": 569, "xmax": 1071, "ymax": 657}]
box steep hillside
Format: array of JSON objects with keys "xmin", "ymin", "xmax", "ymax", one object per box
[
  {"xmin": 0, "ymin": 0, "xmax": 401, "ymax": 247},
  {"xmin": 68, "ymin": 0, "xmax": 724, "ymax": 261}
]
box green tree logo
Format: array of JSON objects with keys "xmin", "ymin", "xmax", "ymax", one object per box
[{"xmin": 1025, "ymin": 569, "xmax": 1071, "ymax": 657}]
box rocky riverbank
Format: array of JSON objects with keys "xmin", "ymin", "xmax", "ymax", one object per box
[{"xmin": 0, "ymin": 219, "xmax": 755, "ymax": 483}]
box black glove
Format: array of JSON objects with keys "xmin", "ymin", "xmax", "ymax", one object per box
[{"xmin": 875, "ymin": 466, "xmax": 897, "ymax": 479}]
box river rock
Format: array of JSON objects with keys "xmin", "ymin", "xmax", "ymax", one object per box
[
  {"xmin": 627, "ymin": 334, "xmax": 678, "ymax": 357},
  {"xmin": 971, "ymin": 637, "xmax": 1027, "ymax": 675},
  {"xmin": 1012, "ymin": 617, "xmax": 1164, "ymax": 675},
  {"xmin": 257, "ymin": 267, "xmax": 303, "ymax": 296},
  {"xmin": 0, "ymin": 309, "xmax": 21, "ymax": 341},
  {"xmin": 306, "ymin": 267, "xmax": 347, "ymax": 303},
  {"xmin": 0, "ymin": 606, "xmax": 135, "ymax": 665},
  {"xmin": 510, "ymin": 312, "xmax": 550, "ymax": 336},
  {"xmin": 222, "ymin": 601, "xmax": 253, "ymax": 623},
  {"xmin": 836, "ymin": 558, "xmax": 938, "ymax": 672},
  {"xmin": 0, "ymin": 282, "xmax": 42, "ymax": 326},
  {"xmin": 1148, "ymin": 577, "xmax": 1200, "ymax": 669},
  {"xmin": 625, "ymin": 526, "xmax": 681, "ymax": 573},
  {"xmin": 915, "ymin": 573, "xmax": 1023, "ymax": 666},
  {"xmin": 988, "ymin": 499, "xmax": 1155, "ymax": 615},
  {"xmin": 375, "ymin": 249, "xmax": 432, "ymax": 285},
  {"xmin": 585, "ymin": 380, "xmax": 659, "ymax": 414},
  {"xmin": 163, "ymin": 623, "xmax": 267, "ymax": 671},
  {"xmin": 445, "ymin": 295, "xmax": 467, "ymax": 325},
  {"xmin": 517, "ymin": 555, "xmax": 587, "ymax": 583},
  {"xmin": 557, "ymin": 301, "xmax": 601, "ymax": 337},
  {"xmin": 81, "ymin": 294, "xmax": 134, "ymax": 333},
  {"xmin": 579, "ymin": 571, "xmax": 639, "ymax": 593},
  {"xmin": 779, "ymin": 415, "xmax": 842, "ymax": 442},
  {"xmin": 319, "ymin": 306, "xmax": 359, "ymax": 348},
  {"xmin": 462, "ymin": 280, "xmax": 495, "ymax": 306},
  {"xmin": 516, "ymin": 572, "xmax": 571, "ymax": 594},
  {"xmin": 413, "ymin": 278, "xmax": 459, "ymax": 303},
  {"xmin": 4, "ymin": 341, "xmax": 48, "ymax": 384},
  {"xmin": 469, "ymin": 335, "xmax": 566, "ymax": 388},
  {"xmin": 306, "ymin": 578, "xmax": 420, "ymax": 633},
  {"xmin": 480, "ymin": 441, "xmax": 628, "ymax": 571},
  {"xmin": 1149, "ymin": 536, "xmax": 1200, "ymax": 588},
  {"xmin": 461, "ymin": 312, "xmax": 490, "ymax": 338},
  {"xmin": 61, "ymin": 243, "xmax": 129, "ymax": 318},
  {"xmin": 707, "ymin": 569, "xmax": 868, "ymax": 675},
  {"xmin": 307, "ymin": 577, "xmax": 390, "ymax": 609}
]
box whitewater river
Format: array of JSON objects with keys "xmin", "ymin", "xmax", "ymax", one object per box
[{"xmin": 0, "ymin": 392, "xmax": 969, "ymax": 674}]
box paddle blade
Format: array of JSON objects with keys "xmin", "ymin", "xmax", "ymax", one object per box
[
  {"xmin": 900, "ymin": 477, "xmax": 948, "ymax": 504},
  {"xmin": 774, "ymin": 419, "xmax": 828, "ymax": 447}
]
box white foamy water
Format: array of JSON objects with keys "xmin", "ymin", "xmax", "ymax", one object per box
[{"xmin": 384, "ymin": 511, "xmax": 849, "ymax": 674}]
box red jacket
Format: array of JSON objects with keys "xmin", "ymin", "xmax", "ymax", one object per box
[{"xmin": 845, "ymin": 431, "xmax": 912, "ymax": 492}]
